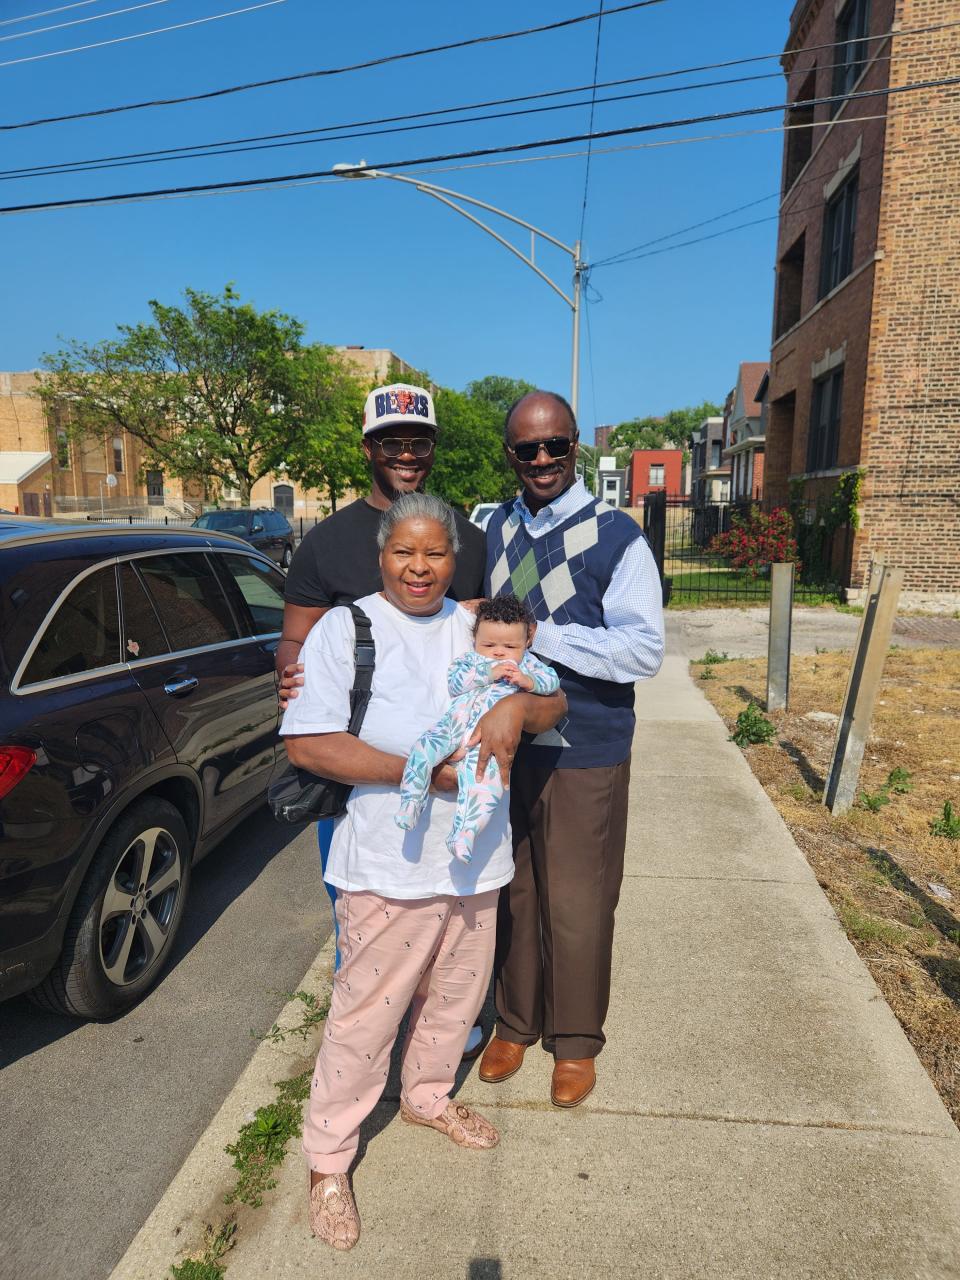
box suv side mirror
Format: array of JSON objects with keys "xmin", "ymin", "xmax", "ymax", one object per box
[{"xmin": 251, "ymin": 519, "xmax": 264, "ymax": 534}]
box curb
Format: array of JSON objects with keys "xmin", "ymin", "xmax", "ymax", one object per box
[{"xmin": 108, "ymin": 938, "xmax": 335, "ymax": 1280}]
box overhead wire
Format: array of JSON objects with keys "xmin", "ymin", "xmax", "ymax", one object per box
[
  {"xmin": 0, "ymin": 0, "xmax": 286, "ymax": 67},
  {"xmin": 578, "ymin": 0, "xmax": 605, "ymax": 245},
  {"xmin": 0, "ymin": 0, "xmax": 174, "ymax": 43},
  {"xmin": 0, "ymin": 1, "xmax": 668, "ymax": 123},
  {"xmin": 3, "ymin": 56, "xmax": 891, "ymax": 183},
  {"xmin": 2, "ymin": 69, "xmax": 956, "ymax": 216},
  {"xmin": 0, "ymin": 0, "xmax": 109, "ymax": 26}
]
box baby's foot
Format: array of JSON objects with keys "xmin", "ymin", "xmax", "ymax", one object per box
[
  {"xmin": 447, "ymin": 835, "xmax": 473, "ymax": 864},
  {"xmin": 395, "ymin": 802, "xmax": 420, "ymax": 831}
]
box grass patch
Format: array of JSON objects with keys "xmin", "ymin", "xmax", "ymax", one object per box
[{"xmin": 695, "ymin": 645, "xmax": 960, "ymax": 1128}]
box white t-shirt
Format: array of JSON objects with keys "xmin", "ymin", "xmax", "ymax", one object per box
[{"xmin": 280, "ymin": 593, "xmax": 515, "ymax": 900}]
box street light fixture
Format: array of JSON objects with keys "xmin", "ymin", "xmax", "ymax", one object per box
[{"xmin": 333, "ymin": 163, "xmax": 585, "ymax": 418}]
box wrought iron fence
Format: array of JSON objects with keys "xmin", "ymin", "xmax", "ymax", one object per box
[{"xmin": 643, "ymin": 492, "xmax": 850, "ymax": 606}]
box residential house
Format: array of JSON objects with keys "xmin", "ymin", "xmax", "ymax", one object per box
[
  {"xmin": 722, "ymin": 361, "xmax": 768, "ymax": 503},
  {"xmin": 629, "ymin": 449, "xmax": 683, "ymax": 503},
  {"xmin": 765, "ymin": 0, "xmax": 960, "ymax": 604},
  {"xmin": 689, "ymin": 418, "xmax": 730, "ymax": 505}
]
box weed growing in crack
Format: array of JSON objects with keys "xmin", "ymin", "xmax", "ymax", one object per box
[
  {"xmin": 169, "ymin": 1221, "xmax": 236, "ymax": 1279},
  {"xmin": 257, "ymin": 989, "xmax": 330, "ymax": 1045}
]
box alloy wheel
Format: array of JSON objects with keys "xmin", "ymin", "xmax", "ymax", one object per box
[{"xmin": 97, "ymin": 826, "xmax": 182, "ymax": 987}]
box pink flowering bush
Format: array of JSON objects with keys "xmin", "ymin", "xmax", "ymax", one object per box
[{"xmin": 709, "ymin": 506, "xmax": 801, "ymax": 578}]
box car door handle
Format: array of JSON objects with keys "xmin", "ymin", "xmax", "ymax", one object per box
[{"xmin": 163, "ymin": 676, "xmax": 199, "ymax": 697}]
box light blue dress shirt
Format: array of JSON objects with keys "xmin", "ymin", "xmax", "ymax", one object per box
[{"xmin": 509, "ymin": 478, "xmax": 665, "ymax": 684}]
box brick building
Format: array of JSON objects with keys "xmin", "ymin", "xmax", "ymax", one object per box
[
  {"xmin": 0, "ymin": 348, "xmax": 415, "ymax": 522},
  {"xmin": 722, "ymin": 362, "xmax": 768, "ymax": 502},
  {"xmin": 629, "ymin": 448, "xmax": 684, "ymax": 503},
  {"xmin": 765, "ymin": 0, "xmax": 960, "ymax": 604}
]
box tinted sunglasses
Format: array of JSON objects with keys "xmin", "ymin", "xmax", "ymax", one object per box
[
  {"xmin": 507, "ymin": 435, "xmax": 577, "ymax": 464},
  {"xmin": 371, "ymin": 436, "xmax": 435, "ymax": 458}
]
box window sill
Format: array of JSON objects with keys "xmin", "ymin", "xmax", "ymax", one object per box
[
  {"xmin": 789, "ymin": 465, "xmax": 860, "ymax": 482},
  {"xmin": 772, "ymin": 253, "xmax": 881, "ymax": 350}
]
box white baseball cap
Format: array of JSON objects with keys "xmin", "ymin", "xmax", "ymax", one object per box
[{"xmin": 362, "ymin": 383, "xmax": 437, "ymax": 436}]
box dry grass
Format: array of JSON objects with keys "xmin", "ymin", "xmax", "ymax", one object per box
[{"xmin": 694, "ymin": 646, "xmax": 960, "ymax": 1126}]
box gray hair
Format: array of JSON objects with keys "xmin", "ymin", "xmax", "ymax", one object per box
[{"xmin": 377, "ymin": 492, "xmax": 461, "ymax": 553}]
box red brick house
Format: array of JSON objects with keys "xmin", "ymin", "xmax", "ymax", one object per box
[
  {"xmin": 629, "ymin": 449, "xmax": 683, "ymax": 503},
  {"xmin": 765, "ymin": 0, "xmax": 960, "ymax": 605},
  {"xmin": 722, "ymin": 362, "xmax": 768, "ymax": 502}
]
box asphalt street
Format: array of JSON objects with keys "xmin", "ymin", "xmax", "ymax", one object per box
[{"xmin": 0, "ymin": 809, "xmax": 329, "ymax": 1280}]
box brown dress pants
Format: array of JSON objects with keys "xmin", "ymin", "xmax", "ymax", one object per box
[{"xmin": 494, "ymin": 753, "xmax": 631, "ymax": 1061}]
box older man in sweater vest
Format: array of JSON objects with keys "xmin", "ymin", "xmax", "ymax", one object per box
[{"xmin": 478, "ymin": 390, "xmax": 664, "ymax": 1107}]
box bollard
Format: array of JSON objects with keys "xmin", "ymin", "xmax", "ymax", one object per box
[
  {"xmin": 766, "ymin": 562, "xmax": 794, "ymax": 712},
  {"xmin": 823, "ymin": 561, "xmax": 904, "ymax": 816}
]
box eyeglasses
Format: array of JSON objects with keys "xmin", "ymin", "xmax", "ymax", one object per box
[
  {"xmin": 506, "ymin": 435, "xmax": 577, "ymax": 464},
  {"xmin": 371, "ymin": 436, "xmax": 435, "ymax": 458}
]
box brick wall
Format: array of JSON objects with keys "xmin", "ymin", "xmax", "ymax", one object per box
[{"xmin": 854, "ymin": 0, "xmax": 960, "ymax": 592}]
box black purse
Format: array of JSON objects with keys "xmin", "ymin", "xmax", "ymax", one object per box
[{"xmin": 268, "ymin": 605, "xmax": 376, "ymax": 823}]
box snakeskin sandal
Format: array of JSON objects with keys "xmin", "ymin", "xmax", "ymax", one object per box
[
  {"xmin": 308, "ymin": 1173, "xmax": 361, "ymax": 1251},
  {"xmin": 399, "ymin": 1099, "xmax": 500, "ymax": 1149}
]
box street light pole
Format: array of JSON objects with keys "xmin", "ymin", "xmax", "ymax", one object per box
[{"xmin": 334, "ymin": 165, "xmax": 585, "ymax": 420}]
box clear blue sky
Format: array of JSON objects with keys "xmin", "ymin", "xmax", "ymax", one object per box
[{"xmin": 1, "ymin": 0, "xmax": 790, "ymax": 438}]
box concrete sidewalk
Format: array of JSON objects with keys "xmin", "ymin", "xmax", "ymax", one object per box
[{"xmin": 114, "ymin": 653, "xmax": 960, "ymax": 1280}]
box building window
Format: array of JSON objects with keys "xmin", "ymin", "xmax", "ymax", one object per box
[
  {"xmin": 775, "ymin": 232, "xmax": 806, "ymax": 338},
  {"xmin": 832, "ymin": 0, "xmax": 871, "ymax": 109},
  {"xmin": 55, "ymin": 429, "xmax": 71, "ymax": 470},
  {"xmin": 112, "ymin": 437, "xmax": 124, "ymax": 473},
  {"xmin": 710, "ymin": 441, "xmax": 721, "ymax": 470},
  {"xmin": 807, "ymin": 368, "xmax": 843, "ymax": 472},
  {"xmin": 784, "ymin": 67, "xmax": 816, "ymax": 192},
  {"xmin": 819, "ymin": 167, "xmax": 858, "ymax": 298},
  {"xmin": 649, "ymin": 464, "xmax": 665, "ymax": 487}
]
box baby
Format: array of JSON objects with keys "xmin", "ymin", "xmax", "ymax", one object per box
[{"xmin": 396, "ymin": 595, "xmax": 560, "ymax": 863}]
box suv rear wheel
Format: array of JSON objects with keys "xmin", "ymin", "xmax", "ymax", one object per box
[
  {"xmin": 281, "ymin": 543, "xmax": 293, "ymax": 568},
  {"xmin": 31, "ymin": 797, "xmax": 192, "ymax": 1019}
]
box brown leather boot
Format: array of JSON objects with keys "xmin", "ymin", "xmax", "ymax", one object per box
[
  {"xmin": 478, "ymin": 1036, "xmax": 526, "ymax": 1083},
  {"xmin": 551, "ymin": 1058, "xmax": 596, "ymax": 1108}
]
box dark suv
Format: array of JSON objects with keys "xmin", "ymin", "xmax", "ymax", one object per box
[
  {"xmin": 191, "ymin": 508, "xmax": 295, "ymax": 567},
  {"xmin": 0, "ymin": 518, "xmax": 288, "ymax": 1018}
]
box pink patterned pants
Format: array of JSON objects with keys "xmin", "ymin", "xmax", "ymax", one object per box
[{"xmin": 303, "ymin": 887, "xmax": 499, "ymax": 1173}]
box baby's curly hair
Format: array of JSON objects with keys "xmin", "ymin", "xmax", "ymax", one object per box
[{"xmin": 473, "ymin": 594, "xmax": 533, "ymax": 634}]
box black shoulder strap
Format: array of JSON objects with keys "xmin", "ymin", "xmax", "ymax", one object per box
[{"xmin": 346, "ymin": 604, "xmax": 375, "ymax": 737}]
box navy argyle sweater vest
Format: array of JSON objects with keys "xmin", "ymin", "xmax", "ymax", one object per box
[{"xmin": 484, "ymin": 494, "xmax": 644, "ymax": 769}]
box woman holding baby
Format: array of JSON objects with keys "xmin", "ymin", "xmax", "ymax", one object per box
[{"xmin": 280, "ymin": 491, "xmax": 565, "ymax": 1252}]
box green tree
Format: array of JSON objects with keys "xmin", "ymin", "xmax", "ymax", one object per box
[
  {"xmin": 610, "ymin": 400, "xmax": 723, "ymax": 453},
  {"xmin": 283, "ymin": 344, "xmax": 368, "ymax": 513},
  {"xmin": 38, "ymin": 285, "xmax": 303, "ymax": 504},
  {"xmin": 428, "ymin": 386, "xmax": 516, "ymax": 511},
  {"xmin": 465, "ymin": 374, "xmax": 536, "ymax": 427}
]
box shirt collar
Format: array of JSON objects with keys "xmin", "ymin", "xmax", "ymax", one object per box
[{"xmin": 512, "ymin": 476, "xmax": 590, "ymax": 524}]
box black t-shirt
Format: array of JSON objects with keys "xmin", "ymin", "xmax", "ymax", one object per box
[{"xmin": 284, "ymin": 498, "xmax": 486, "ymax": 608}]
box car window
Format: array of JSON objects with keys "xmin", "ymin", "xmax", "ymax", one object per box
[
  {"xmin": 22, "ymin": 564, "xmax": 121, "ymax": 685},
  {"xmin": 195, "ymin": 512, "xmax": 251, "ymax": 536},
  {"xmin": 137, "ymin": 553, "xmax": 240, "ymax": 651},
  {"xmin": 119, "ymin": 562, "xmax": 170, "ymax": 661},
  {"xmin": 217, "ymin": 554, "xmax": 285, "ymax": 635}
]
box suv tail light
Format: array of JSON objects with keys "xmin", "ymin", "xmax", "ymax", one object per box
[{"xmin": 0, "ymin": 746, "xmax": 37, "ymax": 799}]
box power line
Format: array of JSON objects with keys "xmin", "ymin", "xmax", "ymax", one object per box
[
  {"xmin": 0, "ymin": 46, "xmax": 901, "ymax": 184},
  {"xmin": 2, "ymin": 69, "xmax": 956, "ymax": 217},
  {"xmin": 0, "ymin": 0, "xmax": 108, "ymax": 26},
  {"xmin": 0, "ymin": 0, "xmax": 173, "ymax": 44},
  {"xmin": 0, "ymin": 1, "xmax": 667, "ymax": 125},
  {"xmin": 0, "ymin": 0, "xmax": 285, "ymax": 67},
  {"xmin": 578, "ymin": 0, "xmax": 605, "ymax": 245}
]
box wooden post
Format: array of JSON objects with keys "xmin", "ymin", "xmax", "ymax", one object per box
[
  {"xmin": 823, "ymin": 562, "xmax": 904, "ymax": 816},
  {"xmin": 766, "ymin": 562, "xmax": 794, "ymax": 712}
]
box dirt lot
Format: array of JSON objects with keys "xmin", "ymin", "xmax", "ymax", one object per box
[{"xmin": 695, "ymin": 646, "xmax": 960, "ymax": 1126}]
